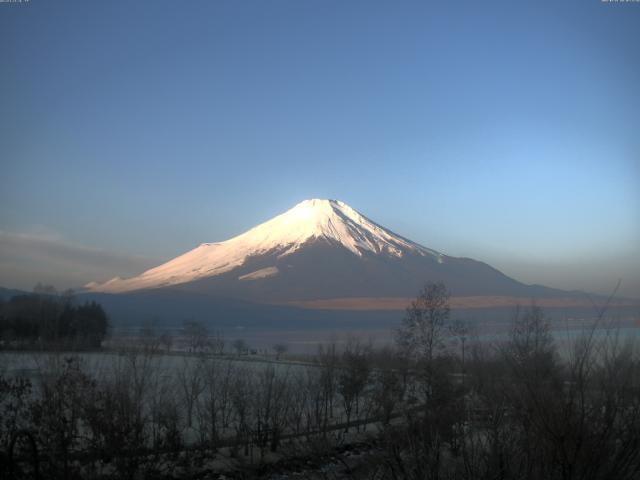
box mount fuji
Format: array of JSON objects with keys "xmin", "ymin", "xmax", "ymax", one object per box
[{"xmin": 87, "ymin": 199, "xmax": 566, "ymax": 306}]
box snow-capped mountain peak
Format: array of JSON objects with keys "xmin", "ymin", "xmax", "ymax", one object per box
[
  {"xmin": 234, "ymin": 198, "xmax": 434, "ymax": 257},
  {"xmin": 87, "ymin": 199, "xmax": 440, "ymax": 293}
]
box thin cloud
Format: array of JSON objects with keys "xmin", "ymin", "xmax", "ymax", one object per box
[{"xmin": 0, "ymin": 230, "xmax": 158, "ymax": 291}]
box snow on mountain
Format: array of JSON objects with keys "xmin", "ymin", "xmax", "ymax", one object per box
[
  {"xmin": 87, "ymin": 199, "xmax": 442, "ymax": 293},
  {"xmin": 238, "ymin": 266, "xmax": 279, "ymax": 281}
]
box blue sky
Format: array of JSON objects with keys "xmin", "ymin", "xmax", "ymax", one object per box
[{"xmin": 1, "ymin": 0, "xmax": 639, "ymax": 297}]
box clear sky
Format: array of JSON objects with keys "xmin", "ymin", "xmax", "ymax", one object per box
[{"xmin": 1, "ymin": 0, "xmax": 639, "ymax": 297}]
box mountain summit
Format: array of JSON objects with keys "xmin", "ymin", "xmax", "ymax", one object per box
[{"xmin": 87, "ymin": 199, "xmax": 560, "ymax": 302}]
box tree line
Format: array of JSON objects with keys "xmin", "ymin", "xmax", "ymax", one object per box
[{"xmin": 0, "ymin": 285, "xmax": 110, "ymax": 349}]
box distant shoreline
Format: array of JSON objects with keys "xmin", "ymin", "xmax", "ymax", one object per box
[{"xmin": 281, "ymin": 295, "xmax": 640, "ymax": 311}]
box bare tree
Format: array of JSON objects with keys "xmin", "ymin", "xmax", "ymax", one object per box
[
  {"xmin": 338, "ymin": 337, "xmax": 371, "ymax": 430},
  {"xmin": 371, "ymin": 346, "xmax": 407, "ymax": 426},
  {"xmin": 233, "ymin": 338, "xmax": 248, "ymax": 355},
  {"xmin": 288, "ymin": 370, "xmax": 310, "ymax": 435},
  {"xmin": 159, "ymin": 331, "xmax": 173, "ymax": 353},
  {"xmin": 0, "ymin": 375, "xmax": 32, "ymax": 453},
  {"xmin": 211, "ymin": 330, "xmax": 225, "ymax": 355},
  {"xmin": 252, "ymin": 365, "xmax": 291, "ymax": 457},
  {"xmin": 317, "ymin": 342, "xmax": 339, "ymax": 430},
  {"xmin": 396, "ymin": 281, "xmax": 450, "ymax": 363},
  {"xmin": 139, "ymin": 322, "xmax": 161, "ymax": 354},
  {"xmin": 82, "ymin": 351, "xmax": 156, "ymax": 479},
  {"xmin": 230, "ymin": 366, "xmax": 252, "ymax": 456},
  {"xmin": 396, "ymin": 281, "xmax": 451, "ymax": 406},
  {"xmin": 273, "ymin": 343, "xmax": 288, "ymax": 360},
  {"xmin": 29, "ymin": 356, "xmax": 94, "ymax": 478},
  {"xmin": 449, "ymin": 318, "xmax": 471, "ymax": 387},
  {"xmin": 177, "ymin": 357, "xmax": 204, "ymax": 429},
  {"xmin": 182, "ymin": 320, "xmax": 209, "ymax": 353},
  {"xmin": 197, "ymin": 358, "xmax": 235, "ymax": 448}
]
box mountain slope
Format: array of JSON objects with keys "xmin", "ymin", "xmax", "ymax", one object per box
[
  {"xmin": 87, "ymin": 199, "xmax": 440, "ymax": 293},
  {"xmin": 87, "ymin": 199, "xmax": 566, "ymax": 301}
]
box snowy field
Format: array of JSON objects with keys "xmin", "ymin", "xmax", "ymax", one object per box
[{"xmin": 0, "ymin": 350, "xmax": 309, "ymax": 382}]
